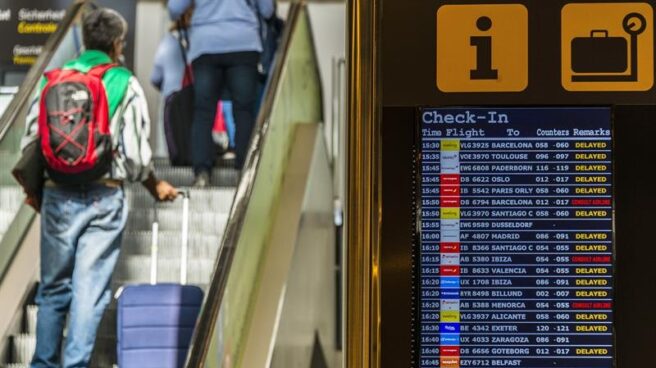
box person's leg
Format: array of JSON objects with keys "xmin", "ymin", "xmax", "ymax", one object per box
[
  {"xmin": 192, "ymin": 54, "xmax": 224, "ymax": 179},
  {"xmin": 31, "ymin": 188, "xmax": 88, "ymax": 368},
  {"xmin": 224, "ymin": 52, "xmax": 260, "ymax": 169},
  {"xmin": 222, "ymin": 100, "xmax": 236, "ymax": 149},
  {"xmin": 163, "ymin": 95, "xmax": 179, "ymax": 164},
  {"xmin": 63, "ymin": 186, "xmax": 128, "ymax": 368}
]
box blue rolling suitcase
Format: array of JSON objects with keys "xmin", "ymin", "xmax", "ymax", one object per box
[{"xmin": 117, "ymin": 193, "xmax": 204, "ymax": 367}]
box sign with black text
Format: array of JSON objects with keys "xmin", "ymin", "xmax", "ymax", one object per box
[{"xmin": 0, "ymin": 0, "xmax": 136, "ymax": 85}]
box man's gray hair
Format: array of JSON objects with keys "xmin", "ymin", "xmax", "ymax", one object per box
[{"xmin": 82, "ymin": 8, "xmax": 127, "ymax": 54}]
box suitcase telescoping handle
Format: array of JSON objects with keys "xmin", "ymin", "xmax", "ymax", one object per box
[{"xmin": 150, "ymin": 190, "xmax": 191, "ymax": 285}]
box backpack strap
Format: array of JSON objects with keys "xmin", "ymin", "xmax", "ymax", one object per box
[
  {"xmin": 87, "ymin": 63, "xmax": 118, "ymax": 79},
  {"xmin": 174, "ymin": 28, "xmax": 193, "ymax": 86},
  {"xmin": 87, "ymin": 63, "xmax": 132, "ymax": 119}
]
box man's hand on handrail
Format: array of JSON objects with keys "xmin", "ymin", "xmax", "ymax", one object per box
[{"xmin": 142, "ymin": 172, "xmax": 178, "ymax": 202}]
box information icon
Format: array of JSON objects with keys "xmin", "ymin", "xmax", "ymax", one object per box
[
  {"xmin": 562, "ymin": 3, "xmax": 654, "ymax": 91},
  {"xmin": 436, "ymin": 4, "xmax": 528, "ymax": 93}
]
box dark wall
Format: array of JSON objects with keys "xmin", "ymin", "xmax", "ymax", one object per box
[
  {"xmin": 381, "ymin": 106, "xmax": 416, "ymax": 367},
  {"xmin": 613, "ymin": 105, "xmax": 656, "ymax": 368}
]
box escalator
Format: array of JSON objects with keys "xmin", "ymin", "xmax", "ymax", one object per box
[
  {"xmin": 0, "ymin": 88, "xmax": 20, "ymax": 245},
  {"xmin": 5, "ymin": 163, "xmax": 239, "ymax": 367},
  {"xmin": 0, "ymin": 84, "xmax": 21, "ymax": 250},
  {"xmin": 1, "ymin": 1, "xmax": 335, "ymax": 368}
]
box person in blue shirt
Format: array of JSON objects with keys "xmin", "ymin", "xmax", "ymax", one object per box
[
  {"xmin": 168, "ymin": 0, "xmax": 274, "ymax": 186},
  {"xmin": 151, "ymin": 12, "xmax": 234, "ymax": 163}
]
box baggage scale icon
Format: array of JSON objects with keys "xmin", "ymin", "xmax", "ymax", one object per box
[{"xmin": 571, "ymin": 12, "xmax": 647, "ymax": 82}]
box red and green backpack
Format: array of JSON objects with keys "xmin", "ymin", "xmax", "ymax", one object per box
[{"xmin": 37, "ymin": 56, "xmax": 130, "ymax": 185}]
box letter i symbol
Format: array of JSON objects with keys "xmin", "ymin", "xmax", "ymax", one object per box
[{"xmin": 470, "ymin": 16, "xmax": 498, "ymax": 80}]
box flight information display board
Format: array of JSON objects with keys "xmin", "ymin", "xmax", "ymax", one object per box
[{"xmin": 418, "ymin": 107, "xmax": 614, "ymax": 368}]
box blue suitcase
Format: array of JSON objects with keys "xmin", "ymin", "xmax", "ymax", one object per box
[{"xmin": 117, "ymin": 193, "xmax": 204, "ymax": 367}]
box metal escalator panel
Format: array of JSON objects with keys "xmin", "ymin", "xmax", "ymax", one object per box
[
  {"xmin": 0, "ymin": 87, "xmax": 19, "ymax": 231},
  {"xmin": 0, "ymin": 87, "xmax": 18, "ymax": 120}
]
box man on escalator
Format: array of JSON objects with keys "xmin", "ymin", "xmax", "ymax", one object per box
[{"xmin": 19, "ymin": 8, "xmax": 178, "ymax": 368}]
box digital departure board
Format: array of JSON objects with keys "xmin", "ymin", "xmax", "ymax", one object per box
[{"xmin": 418, "ymin": 108, "xmax": 614, "ymax": 368}]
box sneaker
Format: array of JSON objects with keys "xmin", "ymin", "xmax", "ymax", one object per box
[
  {"xmin": 193, "ymin": 171, "xmax": 210, "ymax": 188},
  {"xmin": 222, "ymin": 150, "xmax": 236, "ymax": 161}
]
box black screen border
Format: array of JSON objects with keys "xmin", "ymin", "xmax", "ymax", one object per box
[{"xmin": 412, "ymin": 105, "xmax": 617, "ymax": 368}]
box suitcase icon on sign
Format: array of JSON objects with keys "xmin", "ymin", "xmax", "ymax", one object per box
[
  {"xmin": 571, "ymin": 12, "xmax": 647, "ymax": 82},
  {"xmin": 572, "ymin": 30, "xmax": 627, "ymax": 73}
]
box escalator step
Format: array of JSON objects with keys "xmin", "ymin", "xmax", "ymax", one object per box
[
  {"xmin": 10, "ymin": 334, "xmax": 35, "ymax": 365},
  {"xmin": 0, "ymin": 187, "xmax": 24, "ymax": 237},
  {"xmin": 113, "ymin": 256, "xmax": 216, "ymax": 285},
  {"xmin": 26, "ymin": 306, "xmax": 37, "ymax": 336},
  {"xmin": 152, "ymin": 157, "xmax": 236, "ymax": 170},
  {"xmin": 125, "ymin": 187, "xmax": 235, "ymax": 214},
  {"xmin": 125, "ymin": 209, "xmax": 229, "ymax": 232},
  {"xmin": 0, "ymin": 211, "xmax": 17, "ymax": 238},
  {"xmin": 153, "ymin": 167, "xmax": 239, "ymax": 187},
  {"xmin": 120, "ymin": 231, "xmax": 221, "ymax": 258},
  {"xmin": 88, "ymin": 336, "xmax": 116, "ymax": 368},
  {"xmin": 95, "ymin": 309, "xmax": 117, "ymax": 340},
  {"xmin": 0, "ymin": 187, "xmax": 23, "ymax": 209}
]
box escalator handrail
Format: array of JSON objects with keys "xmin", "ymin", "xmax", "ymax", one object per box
[
  {"xmin": 185, "ymin": 3, "xmax": 306, "ymax": 367},
  {"xmin": 0, "ymin": 0, "xmax": 87, "ymax": 142}
]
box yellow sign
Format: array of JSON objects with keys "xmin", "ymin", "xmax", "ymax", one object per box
[
  {"xmin": 436, "ymin": 4, "xmax": 528, "ymax": 93},
  {"xmin": 441, "ymin": 140, "xmax": 461, "ymax": 151},
  {"xmin": 440, "ymin": 208, "xmax": 461, "ymax": 220},
  {"xmin": 441, "ymin": 311, "xmax": 461, "ymax": 323},
  {"xmin": 562, "ymin": 3, "xmax": 654, "ymax": 91}
]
